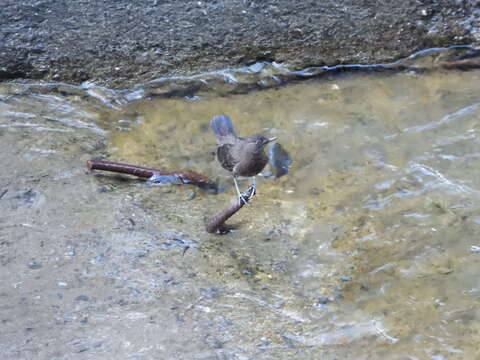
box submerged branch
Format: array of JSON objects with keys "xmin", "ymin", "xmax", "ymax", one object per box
[
  {"xmin": 88, "ymin": 160, "xmax": 258, "ymax": 233},
  {"xmin": 87, "ymin": 159, "xmax": 218, "ymax": 192},
  {"xmin": 441, "ymin": 57, "xmax": 480, "ymax": 70},
  {"xmin": 205, "ymin": 185, "xmax": 256, "ymax": 234}
]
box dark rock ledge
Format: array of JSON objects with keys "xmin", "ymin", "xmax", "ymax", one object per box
[{"xmin": 1, "ymin": 0, "xmax": 479, "ymax": 89}]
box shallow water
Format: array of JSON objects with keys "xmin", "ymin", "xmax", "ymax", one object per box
[{"xmin": 1, "ymin": 49, "xmax": 480, "ymax": 359}]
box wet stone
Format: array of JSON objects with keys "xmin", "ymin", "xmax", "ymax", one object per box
[
  {"xmin": 281, "ymin": 335, "xmax": 296, "ymax": 349},
  {"xmin": 259, "ymin": 338, "xmax": 270, "ymax": 346},
  {"xmin": 241, "ymin": 269, "xmax": 254, "ymax": 276},
  {"xmin": 97, "ymin": 184, "xmax": 116, "ymax": 193},
  {"xmin": 360, "ymin": 284, "xmax": 369, "ymax": 291},
  {"xmin": 75, "ymin": 341, "xmax": 103, "ymax": 353},
  {"xmin": 185, "ymin": 189, "xmax": 196, "ymax": 200},
  {"xmin": 14, "ymin": 189, "xmax": 37, "ymax": 204},
  {"xmin": 27, "ymin": 260, "xmax": 42, "ymax": 269},
  {"xmin": 200, "ymin": 286, "xmax": 220, "ymax": 299},
  {"xmin": 317, "ymin": 296, "xmax": 333, "ymax": 305}
]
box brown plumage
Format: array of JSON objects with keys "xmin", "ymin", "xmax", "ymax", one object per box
[{"xmin": 210, "ymin": 114, "xmax": 276, "ymax": 202}]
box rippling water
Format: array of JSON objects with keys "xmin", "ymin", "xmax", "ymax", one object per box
[{"xmin": 1, "ymin": 48, "xmax": 480, "ymax": 359}]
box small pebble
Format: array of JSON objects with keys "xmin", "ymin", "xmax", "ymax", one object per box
[
  {"xmin": 470, "ymin": 245, "xmax": 480, "ymax": 252},
  {"xmin": 28, "ymin": 261, "xmax": 42, "ymax": 269},
  {"xmin": 212, "ymin": 341, "xmax": 223, "ymax": 349},
  {"xmin": 242, "ymin": 269, "xmax": 254, "ymax": 276},
  {"xmin": 90, "ymin": 254, "xmax": 105, "ymax": 264},
  {"xmin": 317, "ymin": 296, "xmax": 332, "ymax": 305},
  {"xmin": 259, "ymin": 338, "xmax": 270, "ymax": 346},
  {"xmin": 185, "ymin": 190, "xmax": 196, "ymax": 200},
  {"xmin": 97, "ymin": 184, "xmax": 116, "ymax": 193}
]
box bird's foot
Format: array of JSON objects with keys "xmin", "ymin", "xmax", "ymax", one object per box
[
  {"xmin": 238, "ymin": 184, "xmax": 256, "ymax": 206},
  {"xmin": 238, "ymin": 194, "xmax": 249, "ymax": 206}
]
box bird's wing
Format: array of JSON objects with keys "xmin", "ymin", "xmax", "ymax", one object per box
[{"xmin": 216, "ymin": 144, "xmax": 236, "ymax": 172}]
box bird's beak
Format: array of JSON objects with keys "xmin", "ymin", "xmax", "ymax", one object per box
[{"xmin": 266, "ymin": 136, "xmax": 278, "ymax": 143}]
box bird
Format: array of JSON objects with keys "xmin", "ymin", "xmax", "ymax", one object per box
[{"xmin": 210, "ymin": 114, "xmax": 277, "ymax": 204}]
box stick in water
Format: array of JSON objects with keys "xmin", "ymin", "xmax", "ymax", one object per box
[
  {"xmin": 205, "ymin": 185, "xmax": 256, "ymax": 234},
  {"xmin": 87, "ymin": 160, "xmax": 218, "ymax": 192}
]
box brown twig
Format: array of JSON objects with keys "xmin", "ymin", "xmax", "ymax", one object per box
[
  {"xmin": 205, "ymin": 185, "xmax": 256, "ymax": 234},
  {"xmin": 441, "ymin": 58, "xmax": 480, "ymax": 70},
  {"xmin": 87, "ymin": 160, "xmax": 218, "ymax": 192}
]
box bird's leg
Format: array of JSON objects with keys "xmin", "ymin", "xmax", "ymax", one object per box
[
  {"xmin": 248, "ymin": 176, "xmax": 257, "ymax": 200},
  {"xmin": 233, "ymin": 175, "xmax": 249, "ymax": 205}
]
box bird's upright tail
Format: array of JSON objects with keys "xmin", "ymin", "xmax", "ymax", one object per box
[{"xmin": 210, "ymin": 115, "xmax": 236, "ymax": 138}]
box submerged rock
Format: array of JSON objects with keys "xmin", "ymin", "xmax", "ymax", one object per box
[{"xmin": 27, "ymin": 260, "xmax": 42, "ymax": 269}]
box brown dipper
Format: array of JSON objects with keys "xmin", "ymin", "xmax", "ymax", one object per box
[{"xmin": 210, "ymin": 114, "xmax": 277, "ymax": 203}]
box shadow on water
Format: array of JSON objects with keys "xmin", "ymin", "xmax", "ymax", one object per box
[{"xmin": 1, "ymin": 46, "xmax": 480, "ymax": 359}]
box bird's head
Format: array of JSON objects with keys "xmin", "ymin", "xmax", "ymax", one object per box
[{"xmin": 245, "ymin": 134, "xmax": 277, "ymax": 150}]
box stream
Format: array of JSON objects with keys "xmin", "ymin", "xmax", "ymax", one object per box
[{"xmin": 1, "ymin": 47, "xmax": 480, "ymax": 360}]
